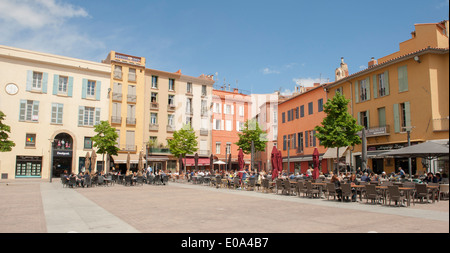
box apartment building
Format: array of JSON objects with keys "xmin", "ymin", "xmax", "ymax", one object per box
[
  {"xmin": 144, "ymin": 68, "xmax": 214, "ymax": 172},
  {"xmin": 325, "ymin": 20, "xmax": 449, "ymax": 176},
  {"xmin": 211, "ymin": 88, "xmax": 252, "ymax": 171},
  {"xmin": 102, "ymin": 51, "xmax": 146, "ymax": 173},
  {"xmin": 0, "ymin": 45, "xmax": 110, "ymax": 179}
]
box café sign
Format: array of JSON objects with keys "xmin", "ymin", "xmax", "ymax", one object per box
[{"xmin": 54, "ymin": 150, "xmax": 72, "ymax": 157}]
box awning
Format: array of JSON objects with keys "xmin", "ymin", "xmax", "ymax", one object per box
[
  {"xmin": 111, "ymin": 153, "xmax": 139, "ymax": 164},
  {"xmin": 322, "ymin": 147, "xmax": 348, "ymax": 159},
  {"xmin": 283, "ymin": 155, "xmax": 323, "ymax": 163},
  {"xmin": 147, "ymin": 156, "xmax": 170, "ymax": 161},
  {"xmin": 183, "ymin": 158, "xmax": 210, "ymax": 166}
]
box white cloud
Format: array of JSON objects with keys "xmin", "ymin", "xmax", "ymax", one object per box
[
  {"xmin": 292, "ymin": 77, "xmax": 327, "ymax": 87},
  {"xmin": 262, "ymin": 67, "xmax": 280, "ymax": 75},
  {"xmin": 0, "ymin": 0, "xmax": 103, "ymax": 60}
]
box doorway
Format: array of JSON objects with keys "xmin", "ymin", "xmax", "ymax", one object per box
[
  {"xmin": 52, "ymin": 133, "xmax": 73, "ymax": 177},
  {"xmin": 372, "ymin": 158, "xmax": 384, "ymax": 174}
]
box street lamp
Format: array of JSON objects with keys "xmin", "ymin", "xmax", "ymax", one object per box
[
  {"xmin": 402, "ymin": 126, "xmax": 415, "ymax": 180},
  {"xmin": 48, "ymin": 139, "xmax": 56, "ymax": 183}
]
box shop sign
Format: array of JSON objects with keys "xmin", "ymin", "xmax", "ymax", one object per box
[{"xmin": 54, "ymin": 150, "xmax": 72, "ymax": 157}]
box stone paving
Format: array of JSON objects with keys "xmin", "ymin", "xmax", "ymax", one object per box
[{"xmin": 0, "ymin": 179, "xmax": 448, "ymax": 233}]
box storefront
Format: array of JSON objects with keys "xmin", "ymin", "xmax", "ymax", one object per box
[{"xmin": 15, "ymin": 156, "xmax": 42, "ymax": 178}]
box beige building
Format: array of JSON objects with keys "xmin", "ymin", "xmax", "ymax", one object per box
[
  {"xmin": 144, "ymin": 68, "xmax": 214, "ymax": 172},
  {"xmin": 102, "ymin": 51, "xmax": 146, "ymax": 173},
  {"xmin": 0, "ymin": 45, "xmax": 110, "ymax": 179}
]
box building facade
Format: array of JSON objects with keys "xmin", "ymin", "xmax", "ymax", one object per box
[
  {"xmin": 325, "ymin": 20, "xmax": 449, "ymax": 176},
  {"xmin": 0, "ymin": 45, "xmax": 110, "ymax": 179},
  {"xmin": 102, "ymin": 51, "xmax": 146, "ymax": 174}
]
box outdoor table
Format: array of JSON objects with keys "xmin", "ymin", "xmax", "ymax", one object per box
[
  {"xmin": 351, "ymin": 184, "xmax": 366, "ymax": 201},
  {"xmin": 399, "ymin": 187, "xmax": 415, "ymax": 207},
  {"xmin": 376, "ymin": 186, "xmax": 389, "ymax": 204},
  {"xmin": 427, "ymin": 185, "xmax": 439, "ymax": 203},
  {"xmin": 312, "ymin": 182, "xmax": 327, "ymax": 198}
]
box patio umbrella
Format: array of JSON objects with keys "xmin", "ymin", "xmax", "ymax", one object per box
[
  {"xmin": 277, "ymin": 150, "xmax": 283, "ymax": 174},
  {"xmin": 85, "ymin": 152, "xmax": 90, "ymax": 174},
  {"xmin": 238, "ymin": 148, "xmax": 244, "ymax": 170},
  {"xmin": 179, "ymin": 154, "xmax": 183, "ymax": 174},
  {"xmin": 271, "ymin": 146, "xmax": 278, "ymax": 179},
  {"xmin": 137, "ymin": 151, "xmax": 143, "ymax": 176},
  {"xmin": 227, "ymin": 153, "xmax": 232, "ymax": 171},
  {"xmin": 312, "ymin": 148, "xmax": 320, "ymax": 180},
  {"xmin": 126, "ymin": 152, "xmax": 131, "ymax": 175},
  {"xmin": 194, "ymin": 153, "xmax": 199, "ymax": 171},
  {"xmin": 90, "ymin": 149, "xmax": 97, "ymax": 174},
  {"xmin": 378, "ymin": 141, "xmax": 449, "ymax": 159},
  {"xmin": 210, "ymin": 154, "xmax": 214, "ymax": 171}
]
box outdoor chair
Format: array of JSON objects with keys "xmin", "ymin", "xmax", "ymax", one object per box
[
  {"xmin": 147, "ymin": 175, "xmax": 154, "ymax": 184},
  {"xmin": 305, "ymin": 181, "xmax": 319, "ymax": 198},
  {"xmin": 233, "ymin": 177, "xmax": 240, "ymax": 189},
  {"xmin": 326, "ymin": 183, "xmax": 337, "ymax": 201},
  {"xmin": 340, "ymin": 183, "xmax": 352, "ymax": 202},
  {"xmin": 262, "ymin": 179, "xmax": 273, "ymax": 193},
  {"xmin": 387, "ymin": 185, "xmax": 407, "ymax": 207},
  {"xmin": 365, "ymin": 184, "xmax": 383, "ymax": 204},
  {"xmin": 84, "ymin": 176, "xmax": 92, "ymax": 188},
  {"xmin": 247, "ymin": 177, "xmax": 256, "ymax": 191},
  {"xmin": 439, "ymin": 184, "xmax": 449, "ymax": 201},
  {"xmin": 136, "ymin": 176, "xmax": 144, "ymax": 186},
  {"xmin": 117, "ymin": 175, "xmax": 124, "ymax": 185},
  {"xmin": 163, "ymin": 175, "xmax": 169, "ymax": 185},
  {"xmin": 97, "ymin": 176, "xmax": 105, "ymax": 186},
  {"xmin": 215, "ymin": 177, "xmax": 222, "ymax": 189},
  {"xmin": 61, "ymin": 176, "xmax": 69, "ymax": 188},
  {"xmin": 69, "ymin": 177, "xmax": 77, "ymax": 188},
  {"xmin": 124, "ymin": 175, "xmax": 132, "ymax": 186},
  {"xmin": 275, "ymin": 179, "xmax": 284, "ymax": 194},
  {"xmin": 284, "ymin": 180, "xmax": 295, "ymax": 195},
  {"xmin": 297, "ymin": 181, "xmax": 307, "ymax": 197},
  {"xmin": 153, "ymin": 175, "xmax": 161, "ymax": 185},
  {"xmin": 415, "ymin": 184, "xmax": 432, "ymax": 203}
]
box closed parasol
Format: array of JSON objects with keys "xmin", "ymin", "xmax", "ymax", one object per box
[
  {"xmin": 271, "ymin": 146, "xmax": 278, "ymax": 179},
  {"xmin": 227, "ymin": 153, "xmax": 232, "ymax": 171},
  {"xmin": 194, "ymin": 153, "xmax": 199, "ymax": 171},
  {"xmin": 126, "ymin": 152, "xmax": 131, "ymax": 175},
  {"xmin": 179, "ymin": 154, "xmax": 183, "ymax": 174},
  {"xmin": 85, "ymin": 152, "xmax": 90, "ymax": 174},
  {"xmin": 90, "ymin": 149, "xmax": 97, "ymax": 173},
  {"xmin": 210, "ymin": 154, "xmax": 214, "ymax": 171},
  {"xmin": 277, "ymin": 150, "xmax": 283, "ymax": 174},
  {"xmin": 312, "ymin": 148, "xmax": 320, "ymax": 180},
  {"xmin": 137, "ymin": 151, "xmax": 143, "ymax": 176},
  {"xmin": 238, "ymin": 148, "xmax": 244, "ymax": 170}
]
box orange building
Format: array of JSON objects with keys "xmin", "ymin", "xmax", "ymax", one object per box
[
  {"xmin": 211, "ymin": 88, "xmax": 252, "ymax": 171},
  {"xmin": 277, "ymin": 84, "xmax": 329, "ymax": 174}
]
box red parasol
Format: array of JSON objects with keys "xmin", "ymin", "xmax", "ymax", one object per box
[
  {"xmin": 271, "ymin": 146, "xmax": 279, "ymax": 179},
  {"xmin": 277, "ymin": 150, "xmax": 283, "ymax": 174},
  {"xmin": 312, "ymin": 148, "xmax": 320, "ymax": 180},
  {"xmin": 238, "ymin": 148, "xmax": 244, "ymax": 170}
]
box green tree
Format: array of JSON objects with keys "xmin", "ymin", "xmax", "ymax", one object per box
[
  {"xmin": 235, "ymin": 119, "xmax": 268, "ymax": 154},
  {"xmin": 91, "ymin": 121, "xmax": 120, "ymax": 168},
  {"xmin": 168, "ymin": 124, "xmax": 198, "ymax": 173},
  {"xmin": 314, "ymin": 92, "xmax": 363, "ymax": 173},
  {"xmin": 0, "ymin": 111, "xmax": 15, "ymax": 152}
]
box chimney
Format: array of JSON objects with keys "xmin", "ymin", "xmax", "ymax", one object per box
[
  {"xmin": 368, "ymin": 57, "xmax": 377, "ymax": 68},
  {"xmin": 233, "ymin": 88, "xmax": 239, "ymax": 93},
  {"xmin": 313, "ymin": 83, "xmax": 320, "ymax": 87}
]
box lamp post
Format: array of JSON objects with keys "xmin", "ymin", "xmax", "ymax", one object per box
[
  {"xmin": 403, "ymin": 126, "xmax": 415, "ymax": 180},
  {"xmin": 48, "ymin": 139, "xmax": 55, "ymax": 183}
]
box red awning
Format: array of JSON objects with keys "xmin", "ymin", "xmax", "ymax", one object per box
[{"xmin": 183, "ymin": 158, "xmax": 210, "ymax": 166}]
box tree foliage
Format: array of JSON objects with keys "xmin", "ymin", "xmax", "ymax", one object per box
[
  {"xmin": 91, "ymin": 121, "xmax": 120, "ymax": 160},
  {"xmin": 235, "ymin": 119, "xmax": 268, "ymax": 155},
  {"xmin": 0, "ymin": 111, "xmax": 15, "ymax": 152},
  {"xmin": 168, "ymin": 124, "xmax": 198, "ymax": 158},
  {"xmin": 314, "ymin": 92, "xmax": 363, "ymax": 149}
]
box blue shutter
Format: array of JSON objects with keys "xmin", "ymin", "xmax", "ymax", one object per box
[
  {"xmin": 42, "ymin": 73, "xmax": 48, "ymax": 93},
  {"xmin": 82, "ymin": 79, "xmax": 87, "ymax": 99},
  {"xmin": 78, "ymin": 106, "xmax": 85, "ymax": 126},
  {"xmin": 95, "ymin": 107, "xmax": 101, "ymax": 125},
  {"xmin": 95, "ymin": 81, "xmax": 101, "ymax": 101},
  {"xmin": 68, "ymin": 77, "xmax": 74, "ymax": 97},
  {"xmin": 53, "ymin": 74, "xmax": 59, "ymax": 95},
  {"xmin": 19, "ymin": 100, "xmax": 26, "ymax": 121},
  {"xmin": 26, "ymin": 70, "xmax": 33, "ymax": 91}
]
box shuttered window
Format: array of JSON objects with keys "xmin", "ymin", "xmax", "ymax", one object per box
[
  {"xmin": 51, "ymin": 103, "xmax": 63, "ymax": 124},
  {"xmin": 398, "ymin": 65, "xmax": 408, "ymax": 92}
]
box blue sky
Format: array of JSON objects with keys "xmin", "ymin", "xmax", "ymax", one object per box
[{"xmin": 0, "ymin": 0, "xmax": 448, "ymax": 95}]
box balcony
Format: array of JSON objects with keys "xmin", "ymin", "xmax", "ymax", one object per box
[
  {"xmin": 186, "ymin": 108, "xmax": 193, "ymax": 116},
  {"xmin": 127, "ymin": 95, "xmax": 137, "ymax": 103},
  {"xmin": 126, "ymin": 118, "xmax": 136, "ymax": 125},
  {"xmin": 117, "ymin": 144, "xmax": 136, "ymax": 152},
  {"xmin": 113, "ymin": 52, "xmax": 144, "ymax": 66},
  {"xmin": 148, "ymin": 147, "xmax": 171, "ymax": 155},
  {"xmin": 149, "ymin": 123, "xmax": 159, "ymax": 131},
  {"xmin": 113, "ymin": 71, "xmax": 122, "ymax": 80},
  {"xmin": 198, "ymin": 150, "xmax": 210, "ymax": 156},
  {"xmin": 111, "ymin": 116, "xmax": 122, "ymax": 125},
  {"xmin": 200, "ymin": 129, "xmax": 209, "ymax": 136},
  {"xmin": 433, "ymin": 118, "xmax": 449, "ymax": 131},
  {"xmin": 167, "ymin": 125, "xmax": 176, "ymax": 132},
  {"xmin": 167, "ymin": 105, "xmax": 176, "ymax": 112},
  {"xmin": 112, "ymin": 92, "xmax": 122, "ymax": 101},
  {"xmin": 150, "ymin": 102, "xmax": 159, "ymax": 110}
]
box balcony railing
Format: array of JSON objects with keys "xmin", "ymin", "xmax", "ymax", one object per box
[
  {"xmin": 167, "ymin": 105, "xmax": 176, "ymax": 112},
  {"xmin": 113, "ymin": 71, "xmax": 122, "ymax": 80},
  {"xmin": 111, "ymin": 116, "xmax": 122, "ymax": 124},
  {"xmin": 112, "ymin": 92, "xmax": 122, "ymax": 101},
  {"xmin": 127, "ymin": 95, "xmax": 137, "ymax": 103},
  {"xmin": 198, "ymin": 150, "xmax": 210, "ymax": 156},
  {"xmin": 128, "ymin": 73, "xmax": 136, "ymax": 82},
  {"xmin": 200, "ymin": 129, "xmax": 209, "ymax": 136},
  {"xmin": 126, "ymin": 118, "xmax": 136, "ymax": 125},
  {"xmin": 167, "ymin": 125, "xmax": 176, "ymax": 132},
  {"xmin": 148, "ymin": 147, "xmax": 171, "ymax": 155},
  {"xmin": 150, "ymin": 102, "xmax": 159, "ymax": 110},
  {"xmin": 149, "ymin": 124, "xmax": 159, "ymax": 131},
  {"xmin": 433, "ymin": 118, "xmax": 449, "ymax": 131},
  {"xmin": 117, "ymin": 144, "xmax": 136, "ymax": 152}
]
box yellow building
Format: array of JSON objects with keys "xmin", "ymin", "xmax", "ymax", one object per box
[
  {"xmin": 325, "ymin": 20, "xmax": 449, "ymax": 176},
  {"xmin": 102, "ymin": 51, "xmax": 146, "ymax": 173}
]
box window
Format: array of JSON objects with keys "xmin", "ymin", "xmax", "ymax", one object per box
[
  {"xmin": 169, "ymin": 79, "xmax": 175, "ymax": 91},
  {"xmin": 216, "ymin": 142, "xmax": 221, "ymax": 154},
  {"xmin": 186, "ymin": 98, "xmax": 193, "ymax": 114},
  {"xmin": 25, "ymin": 134, "xmax": 36, "ymax": 148},
  {"xmin": 335, "ymin": 87, "xmax": 343, "ymax": 95},
  {"xmin": 214, "ymin": 103, "xmax": 222, "ymax": 114},
  {"xmin": 225, "ymin": 104, "xmax": 232, "ymax": 114},
  {"xmin": 359, "ymin": 111, "xmax": 369, "ymax": 129},
  {"xmin": 168, "ymin": 95, "xmax": 175, "ymax": 106},
  {"xmin": 114, "ymin": 66, "xmax": 122, "ymax": 79},
  {"xmin": 151, "ymin": 76, "xmax": 158, "ymax": 89},
  {"xmin": 32, "ymin": 72, "xmax": 43, "ymax": 90},
  {"xmin": 51, "ymin": 103, "xmax": 63, "ymax": 124},
  {"xmin": 359, "ymin": 79, "xmax": 368, "ymax": 101},
  {"xmin": 84, "ymin": 137, "xmax": 93, "ymax": 149},
  {"xmin": 186, "ymin": 82, "xmax": 192, "ymax": 94},
  {"xmin": 186, "ymin": 116, "xmax": 192, "ymax": 126},
  {"xmin": 214, "ymin": 119, "xmax": 222, "ymax": 130},
  {"xmin": 378, "ymin": 73, "xmax": 386, "ymax": 97},
  {"xmin": 400, "ymin": 103, "xmax": 407, "ymax": 130},
  {"xmin": 308, "ymin": 102, "xmax": 313, "ymax": 115},
  {"xmin": 398, "ymin": 65, "xmax": 408, "ymax": 92},
  {"xmin": 226, "ymin": 120, "xmax": 232, "ymax": 131},
  {"xmin": 239, "ymin": 106, "xmax": 245, "ymax": 117},
  {"xmin": 87, "ymin": 80, "xmax": 96, "ymax": 98},
  {"xmin": 58, "ymin": 76, "xmax": 68, "ymax": 94},
  {"xmin": 295, "ymin": 107, "xmax": 299, "ymax": 119},
  {"xmin": 201, "ymin": 100, "xmax": 208, "ymax": 116},
  {"xmin": 300, "ymin": 105, "xmax": 304, "ymax": 118},
  {"xmin": 19, "ymin": 100, "xmax": 39, "ymax": 122},
  {"xmin": 309, "ymin": 131, "xmax": 315, "ymax": 147},
  {"xmin": 378, "ymin": 107, "xmax": 386, "ymax": 127},
  {"xmin": 151, "ymin": 92, "xmax": 158, "ymax": 103},
  {"xmin": 128, "ymin": 68, "xmax": 136, "ymax": 82},
  {"xmin": 283, "ymin": 135, "xmax": 287, "ymax": 150},
  {"xmin": 297, "ymin": 132, "xmax": 303, "ymax": 153},
  {"xmin": 236, "ymin": 121, "xmax": 244, "ymax": 132},
  {"xmin": 150, "ymin": 113, "xmax": 158, "ymax": 125},
  {"xmin": 168, "ymin": 114, "xmax": 174, "ymax": 126},
  {"xmin": 113, "ymin": 82, "xmax": 122, "ymax": 97},
  {"xmin": 226, "ymin": 143, "xmax": 231, "ymax": 155},
  {"xmin": 202, "ymin": 85, "xmax": 207, "ymax": 96},
  {"xmin": 78, "ymin": 106, "xmax": 100, "ymax": 126},
  {"xmin": 282, "ymin": 112, "xmax": 285, "ymax": 123},
  {"xmin": 15, "ymin": 156, "xmax": 42, "ymax": 177},
  {"xmin": 318, "ymin": 99, "xmax": 323, "ymax": 112}
]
